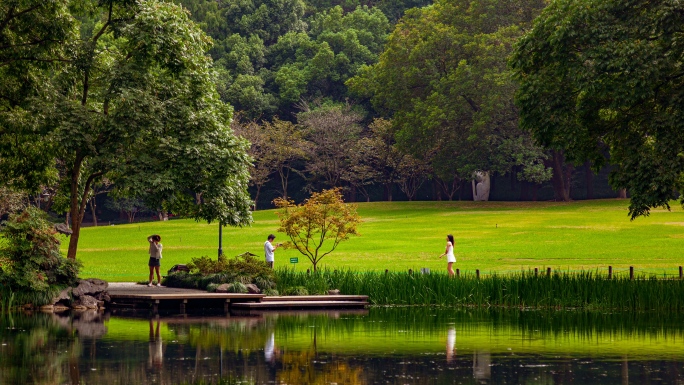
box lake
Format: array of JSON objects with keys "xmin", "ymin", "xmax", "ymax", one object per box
[{"xmin": 2, "ymin": 307, "xmax": 684, "ymax": 384}]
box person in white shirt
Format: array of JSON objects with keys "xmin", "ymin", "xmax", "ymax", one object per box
[
  {"xmin": 147, "ymin": 235, "xmax": 163, "ymax": 286},
  {"xmin": 264, "ymin": 234, "xmax": 281, "ymax": 268},
  {"xmin": 439, "ymin": 234, "xmax": 456, "ymax": 276}
]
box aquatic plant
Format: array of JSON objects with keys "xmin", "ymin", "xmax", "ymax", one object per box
[{"xmin": 275, "ymin": 269, "xmax": 684, "ymax": 311}]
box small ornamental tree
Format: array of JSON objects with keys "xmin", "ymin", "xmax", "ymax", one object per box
[{"xmin": 274, "ymin": 188, "xmax": 360, "ymax": 271}]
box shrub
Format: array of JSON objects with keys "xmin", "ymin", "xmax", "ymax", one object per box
[
  {"xmin": 262, "ymin": 288, "xmax": 279, "ymax": 296},
  {"xmin": 187, "ymin": 254, "xmax": 228, "ymax": 275},
  {"xmin": 165, "ymin": 253, "xmax": 276, "ymax": 291},
  {"xmin": 226, "ymin": 282, "xmax": 247, "ymax": 293},
  {"xmin": 0, "ymin": 208, "xmax": 81, "ymax": 295},
  {"xmin": 282, "ymin": 286, "xmax": 309, "ymax": 296},
  {"xmin": 162, "ymin": 272, "xmax": 199, "ymax": 289},
  {"xmin": 206, "ymin": 283, "xmax": 219, "ymax": 293}
]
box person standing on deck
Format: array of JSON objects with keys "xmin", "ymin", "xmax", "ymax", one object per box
[{"xmin": 147, "ymin": 235, "xmax": 163, "ymax": 286}]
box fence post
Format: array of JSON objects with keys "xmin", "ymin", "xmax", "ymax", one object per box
[
  {"xmin": 534, "ymin": 267, "xmax": 538, "ymax": 277},
  {"xmin": 547, "ymin": 267, "xmax": 551, "ymax": 277},
  {"xmin": 408, "ymin": 269, "xmax": 413, "ymax": 276},
  {"xmin": 476, "ymin": 269, "xmax": 480, "ymax": 279},
  {"xmin": 629, "ymin": 266, "xmax": 634, "ymax": 280},
  {"xmin": 385, "ymin": 269, "xmax": 389, "ymax": 275},
  {"xmin": 307, "ymin": 269, "xmax": 310, "ymax": 275},
  {"xmin": 680, "ymin": 266, "xmax": 683, "ymax": 280},
  {"xmin": 456, "ymin": 268, "xmax": 460, "ymax": 277},
  {"xmin": 608, "ymin": 266, "xmax": 613, "ymax": 280}
]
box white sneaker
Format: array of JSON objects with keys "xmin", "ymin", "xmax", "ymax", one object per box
[
  {"xmin": 156, "ymin": 283, "xmax": 162, "ymax": 287},
  {"xmin": 147, "ymin": 283, "xmax": 153, "ymax": 287}
]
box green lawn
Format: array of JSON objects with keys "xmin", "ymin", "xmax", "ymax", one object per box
[{"xmin": 63, "ymin": 199, "xmax": 684, "ymax": 282}]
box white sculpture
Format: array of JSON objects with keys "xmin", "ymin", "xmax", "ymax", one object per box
[{"xmin": 472, "ymin": 171, "xmax": 490, "ymax": 201}]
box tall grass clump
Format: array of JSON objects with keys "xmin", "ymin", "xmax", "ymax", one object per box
[{"xmin": 274, "ymin": 269, "xmax": 684, "ymax": 311}]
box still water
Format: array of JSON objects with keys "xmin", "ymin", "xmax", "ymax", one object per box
[{"xmin": 2, "ymin": 307, "xmax": 684, "ymax": 384}]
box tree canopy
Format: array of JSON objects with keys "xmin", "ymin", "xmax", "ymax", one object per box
[
  {"xmin": 1, "ymin": 0, "xmax": 253, "ymax": 259},
  {"xmin": 511, "ymin": 0, "xmax": 684, "ymax": 218},
  {"xmin": 348, "ymin": 0, "xmax": 550, "ymax": 187}
]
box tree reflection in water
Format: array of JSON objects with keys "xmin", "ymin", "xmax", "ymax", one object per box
[{"xmin": 3, "ymin": 308, "xmax": 684, "ymax": 384}]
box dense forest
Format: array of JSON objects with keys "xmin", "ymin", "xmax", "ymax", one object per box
[
  {"xmin": 3, "ymin": 0, "xmax": 681, "ymax": 228},
  {"xmin": 170, "ymin": 0, "xmax": 622, "ymax": 210}
]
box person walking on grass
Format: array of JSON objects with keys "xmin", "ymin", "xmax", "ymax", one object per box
[
  {"xmin": 439, "ymin": 234, "xmax": 456, "ymax": 276},
  {"xmin": 264, "ymin": 234, "xmax": 281, "ymax": 269},
  {"xmin": 147, "ymin": 235, "xmax": 163, "ymax": 287}
]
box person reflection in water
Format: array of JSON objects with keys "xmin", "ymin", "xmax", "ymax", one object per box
[
  {"xmin": 149, "ymin": 317, "xmax": 163, "ymax": 369},
  {"xmin": 446, "ymin": 327, "xmax": 456, "ymax": 363},
  {"xmin": 265, "ymin": 332, "xmax": 278, "ymax": 364}
]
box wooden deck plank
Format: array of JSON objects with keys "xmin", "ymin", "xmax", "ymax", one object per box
[
  {"xmin": 262, "ymin": 295, "xmax": 368, "ymax": 302},
  {"xmin": 231, "ymin": 300, "xmax": 367, "ymax": 309},
  {"xmin": 109, "ymin": 293, "xmax": 264, "ymax": 300}
]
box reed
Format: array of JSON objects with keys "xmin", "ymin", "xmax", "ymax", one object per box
[
  {"xmin": 0, "ymin": 288, "xmax": 14, "ymax": 313},
  {"xmin": 275, "ymin": 269, "xmax": 684, "ymax": 311}
]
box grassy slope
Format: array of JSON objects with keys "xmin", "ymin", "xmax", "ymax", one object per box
[{"xmin": 64, "ymin": 199, "xmax": 684, "ymax": 282}]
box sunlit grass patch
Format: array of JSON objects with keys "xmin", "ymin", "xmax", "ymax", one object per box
[{"xmin": 63, "ymin": 199, "xmax": 684, "ymax": 282}]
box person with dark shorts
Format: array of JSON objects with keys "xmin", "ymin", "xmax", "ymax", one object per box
[{"xmin": 147, "ymin": 235, "xmax": 163, "ymax": 287}]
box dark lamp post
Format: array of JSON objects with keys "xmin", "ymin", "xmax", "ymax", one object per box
[{"xmin": 218, "ymin": 223, "xmax": 223, "ymax": 257}]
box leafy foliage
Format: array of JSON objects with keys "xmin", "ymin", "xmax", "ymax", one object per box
[
  {"xmin": 0, "ymin": 208, "xmax": 81, "ymax": 293},
  {"xmin": 275, "ymin": 188, "xmax": 361, "ymax": 271},
  {"xmin": 348, "ymin": 0, "xmax": 550, "ymax": 186},
  {"xmin": 166, "ymin": 252, "xmax": 275, "ymax": 290},
  {"xmin": 1, "ymin": 0, "xmax": 254, "ymax": 260},
  {"xmin": 510, "ymin": 0, "xmax": 684, "ymax": 217},
  {"xmin": 0, "ymin": 0, "xmax": 74, "ymax": 193}
]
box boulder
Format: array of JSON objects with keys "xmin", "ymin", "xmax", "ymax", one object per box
[
  {"xmin": 54, "ymin": 223, "xmax": 73, "ymax": 236},
  {"xmin": 53, "ymin": 305, "xmax": 70, "ymax": 312},
  {"xmin": 52, "ymin": 287, "xmax": 72, "ymax": 305},
  {"xmin": 95, "ymin": 292, "xmax": 111, "ymax": 303},
  {"xmin": 71, "ymin": 305, "xmax": 87, "ymax": 311},
  {"xmin": 328, "ymin": 289, "xmax": 341, "ymax": 295},
  {"xmin": 245, "ymin": 284, "xmax": 261, "ymax": 294},
  {"xmin": 215, "ymin": 284, "xmax": 231, "ymax": 293},
  {"xmin": 40, "ymin": 305, "xmax": 54, "ymax": 312},
  {"xmin": 75, "ymin": 295, "xmax": 99, "ymax": 310},
  {"xmin": 72, "ymin": 279, "xmax": 108, "ymax": 298}
]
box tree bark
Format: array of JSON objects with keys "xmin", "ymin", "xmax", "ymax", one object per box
[
  {"xmin": 385, "ymin": 183, "xmax": 393, "ymax": 202},
  {"xmin": 89, "ymin": 198, "xmax": 98, "ymax": 227},
  {"xmin": 617, "ymin": 189, "xmax": 627, "ymax": 199},
  {"xmin": 254, "ymin": 185, "xmax": 262, "ymax": 210},
  {"xmin": 67, "ymin": 158, "xmax": 84, "ymax": 260},
  {"xmin": 549, "ymin": 150, "xmax": 571, "ymax": 201}
]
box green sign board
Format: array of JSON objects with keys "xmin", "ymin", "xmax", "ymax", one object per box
[{"xmin": 290, "ymin": 257, "xmax": 299, "ymax": 264}]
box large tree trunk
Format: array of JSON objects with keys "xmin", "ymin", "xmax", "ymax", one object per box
[
  {"xmin": 67, "ymin": 159, "xmax": 96, "ymax": 260},
  {"xmin": 584, "ymin": 161, "xmax": 594, "ymax": 200},
  {"xmin": 384, "ymin": 183, "xmax": 393, "ymax": 202},
  {"xmin": 254, "ymin": 185, "xmax": 262, "ymax": 210},
  {"xmin": 617, "ymin": 188, "xmax": 627, "ymax": 199},
  {"xmin": 549, "ymin": 150, "xmax": 571, "ymax": 201},
  {"xmin": 278, "ymin": 167, "xmax": 290, "ymax": 200},
  {"xmin": 90, "ymin": 197, "xmax": 97, "ymax": 227}
]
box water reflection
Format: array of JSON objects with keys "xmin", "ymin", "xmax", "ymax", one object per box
[{"xmin": 2, "ymin": 308, "xmax": 684, "ymax": 384}]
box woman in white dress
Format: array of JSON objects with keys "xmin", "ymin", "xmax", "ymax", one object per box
[{"xmin": 439, "ymin": 234, "xmax": 456, "ymax": 276}]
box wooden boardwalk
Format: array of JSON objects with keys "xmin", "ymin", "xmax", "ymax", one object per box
[{"xmin": 107, "ymin": 283, "xmax": 369, "ymax": 314}]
